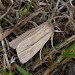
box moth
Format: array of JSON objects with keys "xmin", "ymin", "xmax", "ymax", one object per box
[{"xmin": 9, "ymin": 20, "xmax": 54, "ymax": 64}]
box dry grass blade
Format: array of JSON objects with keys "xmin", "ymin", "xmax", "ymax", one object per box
[
  {"xmin": 0, "ymin": 0, "xmax": 5, "ymax": 10},
  {"xmin": 0, "ymin": 9, "xmax": 42, "ymax": 41},
  {"xmin": 10, "ymin": 21, "xmax": 54, "ymax": 63},
  {"xmin": 43, "ymin": 58, "xmax": 70, "ymax": 75},
  {"xmin": 0, "ymin": 26, "xmax": 10, "ymax": 68},
  {"xmin": 0, "ymin": 0, "xmax": 13, "ymax": 20},
  {"xmin": 0, "ymin": 6, "xmax": 12, "ymax": 20}
]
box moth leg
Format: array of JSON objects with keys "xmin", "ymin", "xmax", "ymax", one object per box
[
  {"xmin": 39, "ymin": 48, "xmax": 42, "ymax": 60},
  {"xmin": 51, "ymin": 34, "xmax": 56, "ymax": 50}
]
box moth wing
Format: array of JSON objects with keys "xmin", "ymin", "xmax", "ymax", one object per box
[
  {"xmin": 9, "ymin": 26, "xmax": 38, "ymax": 49},
  {"xmin": 16, "ymin": 22, "xmax": 53, "ymax": 53},
  {"xmin": 9, "ymin": 21, "xmax": 54, "ymax": 63},
  {"xmin": 9, "ymin": 21, "xmax": 51, "ymax": 49},
  {"xmin": 17, "ymin": 32, "xmax": 52, "ymax": 63}
]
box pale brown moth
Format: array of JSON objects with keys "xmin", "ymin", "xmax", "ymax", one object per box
[{"xmin": 9, "ymin": 20, "xmax": 54, "ymax": 63}]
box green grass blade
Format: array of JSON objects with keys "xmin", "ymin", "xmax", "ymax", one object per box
[
  {"xmin": 3, "ymin": 17, "xmax": 14, "ymax": 26},
  {"xmin": 9, "ymin": 72, "xmax": 15, "ymax": 75},
  {"xmin": 16, "ymin": 64, "xmax": 30, "ymax": 75},
  {"xmin": 63, "ymin": 53, "xmax": 75, "ymax": 58},
  {"xmin": 63, "ymin": 42, "xmax": 75, "ymax": 56},
  {"xmin": 21, "ymin": 0, "xmax": 32, "ymax": 17},
  {"xmin": 57, "ymin": 42, "xmax": 75, "ymax": 63},
  {"xmin": 3, "ymin": 68, "xmax": 9, "ymax": 75}
]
